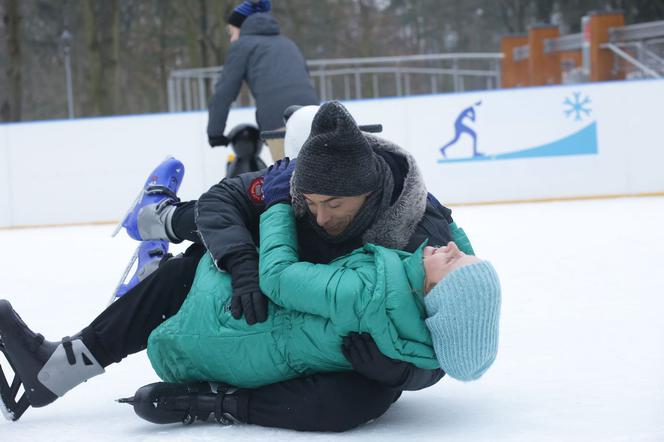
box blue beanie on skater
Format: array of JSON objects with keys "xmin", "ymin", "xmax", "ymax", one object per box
[
  {"xmin": 424, "ymin": 261, "xmax": 501, "ymax": 381},
  {"xmin": 227, "ymin": 0, "xmax": 272, "ymax": 28}
]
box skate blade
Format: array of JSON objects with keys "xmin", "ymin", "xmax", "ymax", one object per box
[
  {"xmin": 0, "ymin": 345, "xmax": 29, "ymax": 421},
  {"xmin": 108, "ymin": 245, "xmax": 140, "ymax": 305},
  {"xmin": 0, "ymin": 359, "xmax": 14, "ymax": 421},
  {"xmin": 0, "ymin": 398, "xmax": 13, "ymax": 421},
  {"xmin": 111, "ymin": 187, "xmax": 144, "ymax": 238}
]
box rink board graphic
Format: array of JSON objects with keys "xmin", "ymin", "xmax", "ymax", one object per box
[
  {"xmin": 437, "ymin": 122, "xmax": 598, "ymax": 164},
  {"xmin": 1, "ymin": 79, "xmax": 663, "ymax": 227}
]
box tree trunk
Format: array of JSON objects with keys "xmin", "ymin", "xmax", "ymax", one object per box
[
  {"xmin": 81, "ymin": 0, "xmax": 120, "ymax": 117},
  {"xmin": 81, "ymin": 0, "xmax": 100, "ymax": 115},
  {"xmin": 156, "ymin": 0, "xmax": 168, "ymax": 111},
  {"xmin": 4, "ymin": 0, "xmax": 22, "ymax": 121},
  {"xmin": 98, "ymin": 0, "xmax": 120, "ymax": 115}
]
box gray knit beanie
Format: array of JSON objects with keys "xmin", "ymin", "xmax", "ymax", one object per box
[
  {"xmin": 424, "ymin": 261, "xmax": 501, "ymax": 381},
  {"xmin": 293, "ymin": 101, "xmax": 381, "ymax": 196}
]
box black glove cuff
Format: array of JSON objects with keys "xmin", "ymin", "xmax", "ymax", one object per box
[{"xmin": 209, "ymin": 135, "xmax": 229, "ymax": 147}]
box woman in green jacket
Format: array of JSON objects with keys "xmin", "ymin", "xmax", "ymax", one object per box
[{"xmin": 147, "ymin": 202, "xmax": 501, "ymax": 388}]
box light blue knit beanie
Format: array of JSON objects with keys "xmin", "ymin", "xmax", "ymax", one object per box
[{"xmin": 424, "ymin": 261, "xmax": 501, "ymax": 381}]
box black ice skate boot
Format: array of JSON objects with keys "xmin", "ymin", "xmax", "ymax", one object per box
[
  {"xmin": 0, "ymin": 300, "xmax": 104, "ymax": 421},
  {"xmin": 118, "ymin": 382, "xmax": 244, "ymax": 425}
]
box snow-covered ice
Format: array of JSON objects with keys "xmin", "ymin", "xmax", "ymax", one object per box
[{"xmin": 1, "ymin": 197, "xmax": 663, "ymax": 441}]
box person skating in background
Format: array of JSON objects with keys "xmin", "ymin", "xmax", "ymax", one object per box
[{"xmin": 207, "ymin": 0, "xmax": 318, "ymax": 161}]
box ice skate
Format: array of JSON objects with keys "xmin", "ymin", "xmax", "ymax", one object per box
[
  {"xmin": 118, "ymin": 381, "xmax": 241, "ymax": 425},
  {"xmin": 0, "ymin": 300, "xmax": 103, "ymax": 421},
  {"xmin": 110, "ymin": 240, "xmax": 170, "ymax": 303},
  {"xmin": 111, "ymin": 156, "xmax": 185, "ymax": 240}
]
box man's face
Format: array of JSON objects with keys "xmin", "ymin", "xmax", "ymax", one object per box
[
  {"xmin": 227, "ymin": 24, "xmax": 241, "ymax": 42},
  {"xmin": 302, "ymin": 192, "xmax": 370, "ymax": 236}
]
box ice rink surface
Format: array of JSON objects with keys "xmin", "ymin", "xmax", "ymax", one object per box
[{"xmin": 1, "ymin": 196, "xmax": 663, "ymax": 441}]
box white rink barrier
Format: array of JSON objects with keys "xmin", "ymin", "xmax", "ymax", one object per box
[{"xmin": 1, "ymin": 79, "xmax": 663, "ymax": 228}]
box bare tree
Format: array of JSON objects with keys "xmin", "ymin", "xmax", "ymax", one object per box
[
  {"xmin": 2, "ymin": 0, "xmax": 662, "ymax": 122},
  {"xmin": 3, "ymin": 0, "xmax": 22, "ymax": 121}
]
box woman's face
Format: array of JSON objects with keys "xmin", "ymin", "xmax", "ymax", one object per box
[{"xmin": 423, "ymin": 242, "xmax": 481, "ymax": 293}]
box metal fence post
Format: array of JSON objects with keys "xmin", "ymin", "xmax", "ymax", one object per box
[
  {"xmin": 174, "ymin": 77, "xmax": 182, "ymax": 112},
  {"xmin": 197, "ymin": 75, "xmax": 206, "ymax": 110},
  {"xmin": 319, "ymin": 71, "xmax": 327, "ymax": 101},
  {"xmin": 167, "ymin": 77, "xmax": 175, "ymax": 112},
  {"xmin": 327, "ymin": 76, "xmax": 333, "ymax": 100},
  {"xmin": 395, "ymin": 70, "xmax": 402, "ymax": 96},
  {"xmin": 452, "ymin": 58, "xmax": 459, "ymax": 92},
  {"xmin": 184, "ymin": 78, "xmax": 192, "ymax": 111},
  {"xmin": 344, "ymin": 75, "xmax": 351, "ymax": 100}
]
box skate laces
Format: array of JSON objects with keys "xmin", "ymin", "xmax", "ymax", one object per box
[
  {"xmin": 146, "ymin": 185, "xmax": 180, "ymax": 215},
  {"xmin": 145, "ymin": 185, "xmax": 179, "ymax": 202},
  {"xmin": 214, "ymin": 386, "xmax": 239, "ymax": 425}
]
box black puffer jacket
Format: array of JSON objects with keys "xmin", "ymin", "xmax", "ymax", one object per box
[
  {"xmin": 195, "ymin": 138, "xmax": 454, "ymax": 392},
  {"xmin": 207, "ymin": 13, "xmax": 318, "ymax": 139}
]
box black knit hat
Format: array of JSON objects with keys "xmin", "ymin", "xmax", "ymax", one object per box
[{"xmin": 293, "ymin": 101, "xmax": 380, "ymax": 196}]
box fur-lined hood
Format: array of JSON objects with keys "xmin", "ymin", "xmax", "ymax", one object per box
[{"xmin": 291, "ymin": 134, "xmax": 428, "ymax": 250}]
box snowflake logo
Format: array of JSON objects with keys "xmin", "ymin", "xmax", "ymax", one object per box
[{"xmin": 563, "ymin": 92, "xmax": 592, "ymax": 121}]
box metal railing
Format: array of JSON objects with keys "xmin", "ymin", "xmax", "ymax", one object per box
[
  {"xmin": 543, "ymin": 33, "xmax": 585, "ymax": 84},
  {"xmin": 544, "ymin": 32, "xmax": 583, "ymax": 53},
  {"xmin": 604, "ymin": 20, "xmax": 664, "ymax": 78},
  {"xmin": 167, "ymin": 52, "xmax": 503, "ymax": 112}
]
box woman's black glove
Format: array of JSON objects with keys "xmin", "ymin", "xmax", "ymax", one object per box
[{"xmin": 342, "ymin": 332, "xmax": 411, "ymax": 388}]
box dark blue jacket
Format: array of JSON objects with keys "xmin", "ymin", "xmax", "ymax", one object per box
[{"xmin": 207, "ymin": 13, "xmax": 318, "ymax": 138}]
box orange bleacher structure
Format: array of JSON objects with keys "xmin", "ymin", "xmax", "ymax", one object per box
[{"xmin": 500, "ymin": 10, "xmax": 660, "ymax": 88}]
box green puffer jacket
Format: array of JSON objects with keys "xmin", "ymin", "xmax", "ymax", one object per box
[{"xmin": 147, "ymin": 204, "xmax": 439, "ymax": 388}]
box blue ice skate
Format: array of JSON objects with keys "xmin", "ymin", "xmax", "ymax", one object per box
[
  {"xmin": 110, "ymin": 240, "xmax": 170, "ymax": 303},
  {"xmin": 111, "ymin": 157, "xmax": 185, "ymax": 240}
]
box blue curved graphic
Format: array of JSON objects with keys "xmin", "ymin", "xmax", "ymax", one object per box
[{"xmin": 437, "ymin": 122, "xmax": 598, "ymax": 164}]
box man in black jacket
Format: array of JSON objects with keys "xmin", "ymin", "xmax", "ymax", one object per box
[
  {"xmin": 0, "ymin": 103, "xmax": 457, "ymax": 430},
  {"xmin": 184, "ymin": 101, "xmax": 456, "ymax": 429},
  {"xmin": 208, "ymin": 1, "xmax": 318, "ymax": 161}
]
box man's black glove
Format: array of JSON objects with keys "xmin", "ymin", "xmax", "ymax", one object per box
[
  {"xmin": 221, "ymin": 250, "xmax": 268, "ymax": 325},
  {"xmin": 342, "ymin": 332, "xmax": 411, "ymax": 388},
  {"xmin": 209, "ymin": 135, "xmax": 230, "ymax": 147},
  {"xmin": 231, "ymin": 287, "xmax": 267, "ymax": 325}
]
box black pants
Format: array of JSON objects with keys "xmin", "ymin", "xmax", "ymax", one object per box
[
  {"xmin": 79, "ymin": 242, "xmax": 401, "ymax": 431},
  {"xmin": 170, "ymin": 201, "xmax": 199, "ymax": 244}
]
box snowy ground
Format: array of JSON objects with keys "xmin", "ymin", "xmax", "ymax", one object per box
[{"xmin": 1, "ymin": 196, "xmax": 663, "ymax": 441}]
